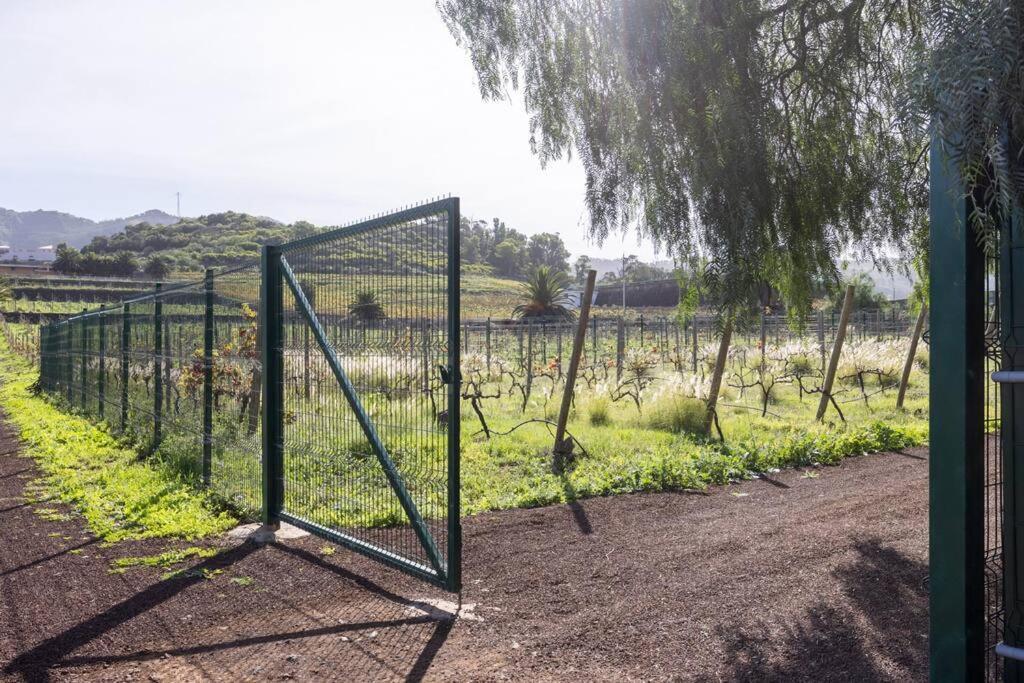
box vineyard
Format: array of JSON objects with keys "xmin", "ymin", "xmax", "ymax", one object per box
[{"xmin": 3, "ymin": 286, "xmax": 929, "ymax": 521}]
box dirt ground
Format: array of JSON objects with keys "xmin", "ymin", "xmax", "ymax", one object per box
[{"xmin": 0, "ymin": 417, "xmax": 929, "ymax": 682}]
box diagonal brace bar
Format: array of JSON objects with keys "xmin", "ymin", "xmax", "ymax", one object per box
[{"xmin": 279, "ymin": 256, "xmax": 445, "ymax": 578}]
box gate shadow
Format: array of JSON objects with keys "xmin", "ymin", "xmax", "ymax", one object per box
[{"xmin": 4, "ymin": 540, "xmax": 456, "ymax": 682}]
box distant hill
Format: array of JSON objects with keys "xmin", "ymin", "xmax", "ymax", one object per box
[{"xmin": 0, "ymin": 208, "xmax": 179, "ymax": 249}]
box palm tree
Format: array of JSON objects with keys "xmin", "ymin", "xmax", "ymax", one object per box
[
  {"xmin": 513, "ymin": 266, "xmax": 576, "ymax": 321},
  {"xmin": 347, "ymin": 289, "xmax": 387, "ymax": 322}
]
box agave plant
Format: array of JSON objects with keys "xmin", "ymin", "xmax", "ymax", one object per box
[
  {"xmin": 512, "ymin": 266, "xmax": 576, "ymax": 321},
  {"xmin": 347, "ymin": 289, "xmax": 387, "ymax": 322}
]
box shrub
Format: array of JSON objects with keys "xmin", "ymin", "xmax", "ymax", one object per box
[
  {"xmin": 586, "ymin": 396, "xmax": 612, "ymax": 426},
  {"xmin": 645, "ymin": 394, "xmax": 706, "ymax": 435}
]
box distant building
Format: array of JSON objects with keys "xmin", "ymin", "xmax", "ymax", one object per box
[{"xmin": 0, "ymin": 245, "xmax": 56, "ymax": 263}]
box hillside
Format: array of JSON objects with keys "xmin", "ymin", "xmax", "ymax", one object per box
[{"xmin": 0, "ymin": 208, "xmax": 178, "ymax": 249}]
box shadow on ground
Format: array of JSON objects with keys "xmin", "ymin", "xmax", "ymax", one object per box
[
  {"xmin": 717, "ymin": 537, "xmax": 928, "ymax": 682},
  {"xmin": 3, "ymin": 541, "xmax": 454, "ymax": 682}
]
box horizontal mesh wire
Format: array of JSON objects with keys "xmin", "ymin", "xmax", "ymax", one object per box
[{"xmin": 279, "ymin": 205, "xmax": 453, "ymax": 578}]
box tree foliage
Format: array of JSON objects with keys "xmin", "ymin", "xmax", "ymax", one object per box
[
  {"xmin": 440, "ymin": 0, "xmax": 928, "ymax": 319},
  {"xmin": 914, "ymin": 0, "xmax": 1024, "ymax": 240},
  {"xmin": 461, "ymin": 217, "xmax": 570, "ymax": 277}
]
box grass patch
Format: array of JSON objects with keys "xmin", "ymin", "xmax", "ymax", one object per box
[
  {"xmin": 111, "ymin": 546, "xmax": 222, "ymax": 571},
  {"xmin": 0, "ymin": 342, "xmax": 237, "ymax": 542}
]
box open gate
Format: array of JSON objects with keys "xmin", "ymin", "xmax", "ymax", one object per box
[{"xmin": 261, "ymin": 199, "xmax": 461, "ymax": 591}]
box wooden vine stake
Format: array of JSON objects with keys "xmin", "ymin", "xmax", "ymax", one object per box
[
  {"xmin": 896, "ymin": 303, "xmax": 928, "ymax": 408},
  {"xmin": 816, "ymin": 284, "xmax": 855, "ymax": 421},
  {"xmin": 703, "ymin": 319, "xmax": 733, "ymax": 436},
  {"xmin": 553, "ymin": 269, "xmax": 597, "ymax": 470}
]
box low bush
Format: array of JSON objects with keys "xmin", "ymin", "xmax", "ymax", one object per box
[{"xmin": 645, "ymin": 394, "xmax": 706, "ymax": 435}]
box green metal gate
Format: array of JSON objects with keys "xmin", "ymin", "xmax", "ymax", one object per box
[{"xmin": 260, "ymin": 199, "xmax": 462, "ymax": 591}]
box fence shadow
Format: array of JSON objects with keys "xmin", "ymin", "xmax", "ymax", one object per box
[
  {"xmin": 715, "ymin": 537, "xmax": 928, "ymax": 682},
  {"xmin": 4, "ymin": 540, "xmax": 456, "ymax": 682}
]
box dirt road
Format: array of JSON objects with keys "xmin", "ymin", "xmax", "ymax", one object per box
[{"xmin": 0, "ymin": 418, "xmax": 927, "ymax": 682}]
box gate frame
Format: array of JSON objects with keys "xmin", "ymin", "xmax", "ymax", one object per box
[{"xmin": 259, "ymin": 198, "xmax": 462, "ymax": 592}]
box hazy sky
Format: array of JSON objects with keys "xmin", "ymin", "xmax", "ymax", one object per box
[{"xmin": 0, "ymin": 1, "xmax": 660, "ymax": 260}]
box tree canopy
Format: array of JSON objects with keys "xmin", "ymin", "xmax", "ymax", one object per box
[{"xmin": 440, "ymin": 0, "xmax": 928, "ymax": 319}]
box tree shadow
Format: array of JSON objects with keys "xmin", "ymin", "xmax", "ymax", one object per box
[
  {"xmin": 716, "ymin": 537, "xmax": 928, "ymax": 681},
  {"xmin": 559, "ymin": 474, "xmax": 593, "ymax": 535}
]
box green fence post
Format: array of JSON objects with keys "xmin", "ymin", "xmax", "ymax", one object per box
[
  {"xmin": 153, "ymin": 284, "xmax": 163, "ymax": 449},
  {"xmin": 202, "ymin": 269, "xmax": 214, "ymax": 487},
  {"xmin": 79, "ymin": 310, "xmax": 87, "ymax": 409},
  {"xmin": 1000, "ymin": 185, "xmax": 1024, "ymax": 681},
  {"xmin": 121, "ymin": 303, "xmax": 130, "ymax": 433},
  {"xmin": 260, "ymin": 246, "xmax": 284, "ymax": 526},
  {"xmin": 64, "ymin": 322, "xmax": 73, "ymax": 403},
  {"xmin": 98, "ymin": 311, "xmax": 105, "ymax": 419},
  {"xmin": 446, "ymin": 197, "xmax": 462, "ymax": 591},
  {"xmin": 929, "ymin": 138, "xmax": 986, "ymax": 680}
]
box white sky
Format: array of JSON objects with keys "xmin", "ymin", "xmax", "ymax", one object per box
[{"xmin": 0, "ymin": 0, "xmax": 660, "ymax": 261}]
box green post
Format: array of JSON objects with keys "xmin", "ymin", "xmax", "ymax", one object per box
[
  {"xmin": 153, "ymin": 284, "xmax": 163, "ymax": 449},
  {"xmin": 202, "ymin": 270, "xmax": 214, "ymax": 487},
  {"xmin": 260, "ymin": 246, "xmax": 284, "ymax": 526},
  {"xmin": 929, "ymin": 138, "xmax": 986, "ymax": 681},
  {"xmin": 1000, "ymin": 157, "xmax": 1024, "ymax": 679},
  {"xmin": 64, "ymin": 321, "xmax": 73, "ymax": 403},
  {"xmin": 121, "ymin": 303, "xmax": 130, "ymax": 433},
  {"xmin": 446, "ymin": 197, "xmax": 462, "ymax": 591},
  {"xmin": 98, "ymin": 311, "xmax": 106, "ymax": 419}
]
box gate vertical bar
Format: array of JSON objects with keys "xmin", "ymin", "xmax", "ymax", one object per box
[
  {"xmin": 446, "ymin": 197, "xmax": 462, "ymax": 591},
  {"xmin": 153, "ymin": 284, "xmax": 163, "ymax": 448},
  {"xmin": 929, "ymin": 139, "xmax": 986, "ymax": 681},
  {"xmin": 261, "ymin": 245, "xmax": 284, "ymax": 526},
  {"xmin": 121, "ymin": 303, "xmax": 130, "ymax": 433},
  {"xmin": 202, "ymin": 270, "xmax": 214, "ymax": 487}
]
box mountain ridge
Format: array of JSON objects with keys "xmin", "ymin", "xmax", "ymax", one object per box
[{"xmin": 0, "ymin": 207, "xmax": 179, "ymax": 249}]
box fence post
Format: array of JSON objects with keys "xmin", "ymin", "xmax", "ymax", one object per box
[
  {"xmin": 260, "ymin": 245, "xmax": 284, "ymax": 527},
  {"xmin": 485, "ymin": 317, "xmax": 492, "ymax": 373},
  {"xmin": 896, "ymin": 303, "xmax": 927, "ymax": 409},
  {"xmin": 817, "ymin": 310, "xmax": 826, "ymax": 372},
  {"xmin": 616, "ymin": 318, "xmax": 625, "ymax": 380},
  {"xmin": 98, "ymin": 312, "xmax": 105, "ymax": 419},
  {"xmin": 816, "ymin": 285, "xmax": 855, "ymax": 421},
  {"xmin": 202, "ymin": 270, "xmax": 214, "ymax": 487},
  {"xmin": 163, "ymin": 317, "xmax": 171, "ymax": 415},
  {"xmin": 692, "ymin": 317, "xmax": 699, "ymax": 372},
  {"xmin": 591, "ymin": 315, "xmax": 598, "ymax": 360},
  {"xmin": 928, "ymin": 140, "xmax": 985, "ymax": 681},
  {"xmin": 121, "ymin": 303, "xmax": 130, "ymax": 433},
  {"xmin": 79, "ymin": 311, "xmax": 87, "ymax": 408},
  {"xmin": 153, "ymin": 284, "xmax": 163, "ymax": 448}
]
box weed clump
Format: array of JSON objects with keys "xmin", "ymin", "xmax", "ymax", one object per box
[
  {"xmin": 645, "ymin": 395, "xmax": 706, "ymax": 436},
  {"xmin": 586, "ymin": 396, "xmax": 612, "ymax": 426}
]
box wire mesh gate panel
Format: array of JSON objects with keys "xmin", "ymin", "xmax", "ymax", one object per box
[{"xmin": 263, "ymin": 199, "xmax": 461, "ymax": 591}]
